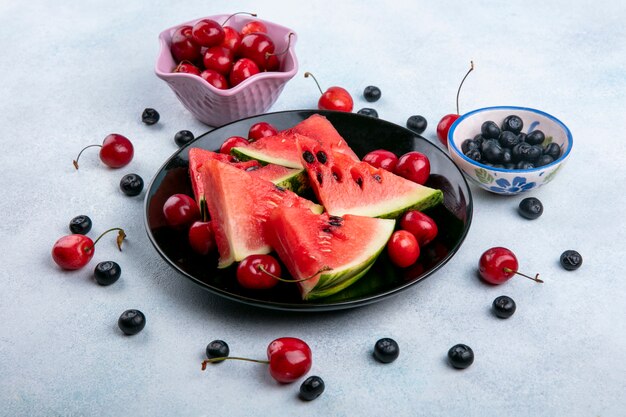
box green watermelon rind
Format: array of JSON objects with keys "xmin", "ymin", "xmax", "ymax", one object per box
[
  {"xmin": 376, "ymin": 189, "xmax": 444, "ymax": 219},
  {"xmin": 270, "ymin": 169, "xmax": 309, "ymax": 195},
  {"xmin": 231, "ymin": 146, "xmax": 303, "ymax": 169}
]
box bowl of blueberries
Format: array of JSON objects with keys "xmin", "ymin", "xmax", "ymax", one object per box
[{"xmin": 447, "ymin": 106, "xmax": 573, "ymax": 195}]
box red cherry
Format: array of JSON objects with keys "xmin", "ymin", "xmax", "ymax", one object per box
[
  {"xmin": 163, "ymin": 194, "xmax": 200, "ymax": 228},
  {"xmin": 248, "ymin": 122, "xmax": 278, "ymax": 142},
  {"xmin": 203, "ymin": 46, "xmax": 234, "ymax": 75},
  {"xmin": 236, "ymin": 254, "xmax": 281, "ymax": 290},
  {"xmin": 362, "ymin": 149, "xmax": 398, "ymax": 171},
  {"xmin": 188, "ymin": 221, "xmax": 216, "ymax": 255},
  {"xmin": 387, "ymin": 230, "xmax": 420, "ymax": 268},
  {"xmin": 170, "ymin": 25, "xmax": 201, "ymax": 63},
  {"xmin": 395, "ymin": 151, "xmax": 431, "ymax": 185},
  {"xmin": 265, "ymin": 54, "xmax": 280, "ymax": 71},
  {"xmin": 52, "ymin": 228, "xmax": 125, "ymax": 270},
  {"xmin": 436, "ymin": 61, "xmax": 474, "ymax": 146},
  {"xmin": 304, "ymin": 72, "xmax": 353, "ymax": 112},
  {"xmin": 73, "ymin": 134, "xmax": 133, "ymax": 170},
  {"xmin": 238, "ymin": 33, "xmax": 275, "ymax": 70},
  {"xmin": 173, "ymin": 61, "xmax": 201, "ymax": 76},
  {"xmin": 400, "ymin": 211, "xmax": 438, "ymax": 247},
  {"xmin": 478, "ymin": 247, "xmax": 543, "ymax": 285},
  {"xmin": 192, "ymin": 19, "xmax": 225, "ymax": 47},
  {"xmin": 241, "ymin": 20, "xmax": 267, "ymax": 35},
  {"xmin": 220, "ymin": 136, "xmax": 249, "ymax": 154},
  {"xmin": 230, "ymin": 58, "xmax": 260, "ymax": 87},
  {"xmin": 221, "ymin": 26, "xmax": 242, "ymax": 51},
  {"xmin": 200, "ymin": 69, "xmax": 229, "ymax": 90}
]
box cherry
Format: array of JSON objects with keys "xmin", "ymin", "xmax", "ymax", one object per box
[
  {"xmin": 203, "ymin": 46, "xmax": 234, "ymax": 75},
  {"xmin": 201, "ymin": 337, "xmax": 312, "ymax": 384},
  {"xmin": 239, "ymin": 33, "xmax": 275, "ymax": 70},
  {"xmin": 52, "ymin": 228, "xmax": 126, "ymax": 270},
  {"xmin": 192, "ymin": 19, "xmax": 225, "ymax": 47},
  {"xmin": 220, "ymin": 136, "xmax": 249, "ymax": 154},
  {"xmin": 236, "ymin": 254, "xmax": 282, "ymax": 290},
  {"xmin": 170, "ymin": 25, "xmax": 201, "ymax": 64},
  {"xmin": 362, "ymin": 149, "xmax": 398, "ymax": 171},
  {"xmin": 478, "ymin": 247, "xmax": 542, "ymax": 285},
  {"xmin": 221, "ymin": 26, "xmax": 242, "ymax": 51},
  {"xmin": 305, "ymin": 72, "xmax": 353, "ymax": 112},
  {"xmin": 73, "ymin": 134, "xmax": 133, "ymax": 170},
  {"xmin": 230, "ymin": 58, "xmax": 260, "ymax": 87},
  {"xmin": 248, "ymin": 122, "xmax": 278, "ymax": 142},
  {"xmin": 399, "ymin": 210, "xmax": 438, "ymax": 246},
  {"xmin": 436, "ymin": 61, "xmax": 474, "ymax": 146},
  {"xmin": 188, "ymin": 221, "xmax": 216, "ymax": 255},
  {"xmin": 118, "ymin": 309, "xmax": 146, "ymax": 335},
  {"xmin": 387, "ymin": 230, "xmax": 420, "ymax": 268},
  {"xmin": 241, "ymin": 20, "xmax": 267, "ymax": 35},
  {"xmin": 163, "ymin": 194, "xmax": 200, "ymax": 228},
  {"xmin": 395, "ymin": 151, "xmax": 431, "ymax": 185},
  {"xmin": 173, "ymin": 61, "xmax": 201, "ymax": 76},
  {"xmin": 200, "ymin": 69, "xmax": 229, "ymax": 90}
]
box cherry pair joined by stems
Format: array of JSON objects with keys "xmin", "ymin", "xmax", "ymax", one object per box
[
  {"xmin": 305, "ymin": 72, "xmax": 353, "ymax": 112},
  {"xmin": 73, "ymin": 134, "xmax": 133, "ymax": 170},
  {"xmin": 236, "ymin": 254, "xmax": 332, "ymax": 290},
  {"xmin": 52, "ymin": 228, "xmax": 126, "ymax": 270},
  {"xmin": 478, "ymin": 247, "xmax": 542, "ymax": 285},
  {"xmin": 436, "ymin": 61, "xmax": 474, "ymax": 146}
]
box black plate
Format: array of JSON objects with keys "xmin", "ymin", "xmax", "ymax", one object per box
[{"xmin": 144, "ymin": 110, "xmax": 473, "ymax": 311}]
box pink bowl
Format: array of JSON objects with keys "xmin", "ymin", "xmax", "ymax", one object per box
[{"xmin": 155, "ymin": 14, "xmax": 298, "ymax": 127}]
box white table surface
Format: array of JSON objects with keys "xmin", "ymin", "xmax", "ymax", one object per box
[{"xmin": 1, "ymin": 0, "xmax": 625, "ymax": 416}]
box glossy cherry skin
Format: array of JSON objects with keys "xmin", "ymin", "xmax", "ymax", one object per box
[
  {"xmin": 479, "ymin": 247, "xmax": 518, "ymax": 285},
  {"xmin": 170, "ymin": 26, "xmax": 201, "ymax": 63},
  {"xmin": 395, "ymin": 151, "xmax": 431, "ymax": 185},
  {"xmin": 267, "ymin": 337, "xmax": 312, "ymax": 383},
  {"xmin": 318, "ymin": 86, "xmax": 353, "ymax": 112},
  {"xmin": 248, "ymin": 122, "xmax": 278, "ymax": 142},
  {"xmin": 203, "ymin": 46, "xmax": 234, "ymax": 75},
  {"xmin": 238, "ymin": 33, "xmax": 275, "ymax": 70},
  {"xmin": 200, "ymin": 69, "xmax": 229, "ymax": 90},
  {"xmin": 436, "ymin": 114, "xmax": 459, "ymax": 146},
  {"xmin": 221, "ymin": 26, "xmax": 242, "ymax": 51},
  {"xmin": 100, "ymin": 134, "xmax": 134, "ymax": 168},
  {"xmin": 52, "ymin": 234, "xmax": 94, "ymax": 270},
  {"xmin": 188, "ymin": 221, "xmax": 216, "ymax": 255},
  {"xmin": 163, "ymin": 194, "xmax": 201, "ymax": 228},
  {"xmin": 237, "ymin": 254, "xmax": 281, "ymax": 290},
  {"xmin": 241, "ymin": 20, "xmax": 267, "ymax": 35},
  {"xmin": 173, "ymin": 61, "xmax": 201, "ymax": 76},
  {"xmin": 192, "ymin": 19, "xmax": 225, "ymax": 47},
  {"xmin": 400, "ymin": 210, "xmax": 438, "ymax": 246},
  {"xmin": 220, "ymin": 136, "xmax": 249, "ymax": 154},
  {"xmin": 362, "ymin": 150, "xmax": 398, "ymax": 171},
  {"xmin": 387, "ymin": 230, "xmax": 420, "ymax": 268},
  {"xmin": 265, "ymin": 54, "xmax": 280, "ymax": 71},
  {"xmin": 230, "ymin": 58, "xmax": 260, "ymax": 87}
]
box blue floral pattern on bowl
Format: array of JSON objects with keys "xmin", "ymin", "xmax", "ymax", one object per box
[{"xmin": 489, "ymin": 177, "xmax": 536, "ymax": 194}]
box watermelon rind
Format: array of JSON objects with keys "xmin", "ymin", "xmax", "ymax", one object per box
[
  {"xmin": 353, "ymin": 188, "xmax": 443, "ymax": 219},
  {"xmin": 253, "ymin": 166, "xmax": 309, "ymax": 195},
  {"xmin": 231, "ymin": 146, "xmax": 303, "ymax": 169}
]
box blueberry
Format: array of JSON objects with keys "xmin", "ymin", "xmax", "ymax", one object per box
[
  {"xmin": 69, "ymin": 215, "xmax": 92, "ymax": 235},
  {"xmin": 363, "ymin": 85, "xmax": 381, "ymax": 102},
  {"xmin": 374, "ymin": 338, "xmax": 399, "ymax": 363},
  {"xmin": 518, "ymin": 197, "xmax": 543, "ymax": 219},
  {"xmin": 120, "ymin": 173, "xmax": 144, "ymax": 196},
  {"xmin": 511, "ymin": 142, "xmax": 531, "ymax": 162},
  {"xmin": 94, "ymin": 261, "xmax": 121, "ymax": 286},
  {"xmin": 406, "ymin": 115, "xmax": 427, "ymax": 134},
  {"xmin": 466, "ymin": 149, "xmax": 482, "ymax": 162},
  {"xmin": 535, "ymin": 154, "xmax": 554, "ymax": 167},
  {"xmin": 174, "ymin": 130, "xmax": 194, "ymax": 147},
  {"xmin": 473, "ymin": 134, "xmax": 484, "ymax": 145},
  {"xmin": 118, "ymin": 309, "xmax": 146, "ymax": 335},
  {"xmin": 502, "ymin": 148, "xmax": 512, "ymax": 164},
  {"xmin": 544, "ymin": 142, "xmax": 561, "ymax": 160},
  {"xmin": 141, "ymin": 108, "xmax": 160, "ymax": 125},
  {"xmin": 206, "ymin": 340, "xmax": 229, "ymax": 361},
  {"xmin": 502, "ymin": 115, "xmax": 523, "ymax": 134},
  {"xmin": 526, "ymin": 145, "xmax": 543, "ymax": 162},
  {"xmin": 498, "ymin": 131, "xmax": 520, "ymax": 148},
  {"xmin": 560, "ymin": 250, "xmax": 582, "ymax": 270},
  {"xmin": 517, "ymin": 132, "xmax": 527, "ymax": 143},
  {"xmin": 481, "ymin": 121, "xmax": 501, "ymax": 139},
  {"xmin": 526, "ymin": 130, "xmax": 545, "ymax": 146},
  {"xmin": 357, "ymin": 108, "xmax": 378, "ymax": 118},
  {"xmin": 492, "ymin": 296, "xmax": 516, "ymax": 318},
  {"xmin": 516, "ymin": 161, "xmax": 535, "ymax": 170},
  {"xmin": 448, "ymin": 344, "xmax": 474, "ymax": 369},
  {"xmin": 461, "ymin": 139, "xmax": 480, "ymax": 154},
  {"xmin": 481, "ymin": 140, "xmax": 504, "ymax": 163},
  {"xmin": 299, "ymin": 376, "xmax": 325, "ymax": 401},
  {"xmin": 504, "ymin": 163, "xmax": 516, "ymax": 169}
]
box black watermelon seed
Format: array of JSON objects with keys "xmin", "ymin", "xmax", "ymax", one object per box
[
  {"xmin": 373, "ymin": 174, "xmax": 382, "ymax": 182},
  {"xmin": 316, "ymin": 151, "xmax": 328, "ymax": 164},
  {"xmin": 303, "ymin": 151, "xmax": 315, "ymax": 164},
  {"xmin": 322, "ymin": 227, "xmax": 331, "ymax": 233},
  {"xmin": 355, "ymin": 177, "xmax": 363, "ymax": 188},
  {"xmin": 316, "ymin": 172, "xmax": 323, "ymax": 184},
  {"xmin": 245, "ymin": 165, "xmax": 260, "ymax": 171}
]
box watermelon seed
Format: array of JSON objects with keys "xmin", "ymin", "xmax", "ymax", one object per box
[
  {"xmin": 316, "ymin": 172, "xmax": 323, "ymax": 184},
  {"xmin": 303, "ymin": 150, "xmax": 315, "ymax": 164},
  {"xmin": 355, "ymin": 177, "xmax": 363, "ymax": 188},
  {"xmin": 274, "ymin": 185, "xmax": 286, "ymax": 192},
  {"xmin": 246, "ymin": 165, "xmax": 260, "ymax": 171},
  {"xmin": 328, "ymin": 216, "xmax": 343, "ymax": 226},
  {"xmin": 322, "ymin": 227, "xmax": 331, "ymax": 233},
  {"xmin": 373, "ymin": 174, "xmax": 382, "ymax": 183},
  {"xmin": 316, "ymin": 151, "xmax": 328, "ymax": 164},
  {"xmin": 331, "ymin": 167, "xmax": 342, "ymax": 182}
]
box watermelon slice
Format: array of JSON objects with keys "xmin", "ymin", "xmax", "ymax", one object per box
[
  {"xmin": 231, "ymin": 114, "xmax": 359, "ymax": 169},
  {"xmin": 297, "ymin": 138, "xmax": 443, "ymax": 218},
  {"xmin": 267, "ymin": 206, "xmax": 395, "ymax": 300},
  {"xmin": 200, "ymin": 159, "xmax": 322, "ymax": 268}
]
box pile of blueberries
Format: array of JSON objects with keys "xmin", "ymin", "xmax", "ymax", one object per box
[{"xmin": 461, "ymin": 115, "xmax": 562, "ymax": 169}]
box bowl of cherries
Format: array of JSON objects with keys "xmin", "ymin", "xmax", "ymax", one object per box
[
  {"xmin": 447, "ymin": 106, "xmax": 573, "ymax": 195},
  {"xmin": 155, "ymin": 13, "xmax": 298, "ymax": 126}
]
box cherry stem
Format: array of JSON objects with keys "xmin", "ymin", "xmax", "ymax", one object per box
[
  {"xmin": 257, "ymin": 265, "xmax": 332, "ymax": 283},
  {"xmin": 503, "ymin": 267, "xmax": 543, "ymax": 283},
  {"xmin": 85, "ymin": 228, "xmax": 126, "ymax": 253},
  {"xmin": 304, "ymin": 72, "xmax": 323, "ymax": 95},
  {"xmin": 73, "ymin": 144, "xmax": 102, "ymax": 170},
  {"xmin": 221, "ymin": 12, "xmax": 257, "ymax": 26},
  {"xmin": 201, "ymin": 356, "xmax": 269, "ymax": 370},
  {"xmin": 455, "ymin": 60, "xmax": 474, "ymax": 115},
  {"xmin": 265, "ymin": 33, "xmax": 294, "ymax": 60}
]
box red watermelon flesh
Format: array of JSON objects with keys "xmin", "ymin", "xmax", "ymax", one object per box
[
  {"xmin": 297, "ymin": 137, "xmax": 443, "ymax": 219},
  {"xmin": 200, "ymin": 159, "xmax": 322, "ymax": 268},
  {"xmin": 231, "ymin": 114, "xmax": 359, "ymax": 169},
  {"xmin": 267, "ymin": 206, "xmax": 395, "ymax": 300}
]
